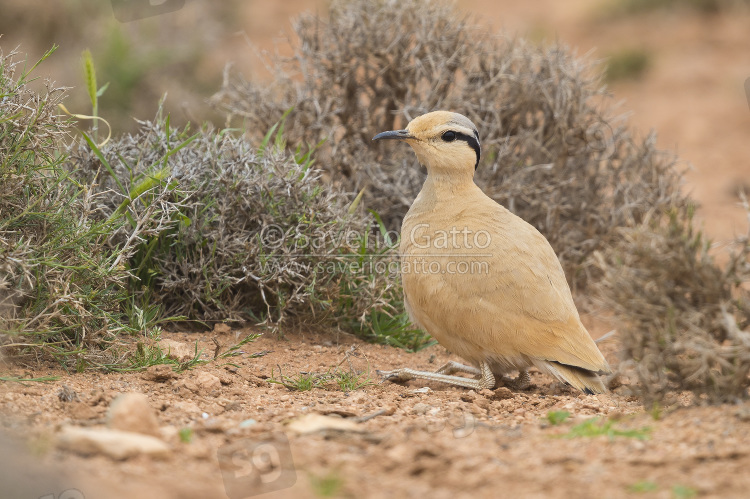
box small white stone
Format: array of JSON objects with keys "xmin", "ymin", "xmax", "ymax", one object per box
[{"xmin": 58, "ymin": 426, "xmax": 170, "ymax": 460}]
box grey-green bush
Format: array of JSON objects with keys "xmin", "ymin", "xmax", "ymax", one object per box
[{"xmin": 67, "ymin": 110, "xmax": 402, "ymax": 332}]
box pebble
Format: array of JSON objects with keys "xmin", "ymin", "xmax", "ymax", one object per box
[
  {"xmin": 142, "ymin": 364, "xmax": 177, "ymax": 382},
  {"xmin": 238, "ymin": 419, "xmax": 257, "ymax": 428},
  {"xmin": 492, "ymin": 387, "xmax": 514, "ymax": 400},
  {"xmin": 107, "ymin": 392, "xmax": 161, "ymax": 438},
  {"xmin": 177, "ymin": 371, "xmax": 222, "ymax": 396},
  {"xmin": 157, "ymin": 339, "xmax": 194, "ymax": 362},
  {"xmin": 57, "ymin": 426, "xmax": 170, "ymax": 460},
  {"xmin": 413, "ymin": 403, "xmax": 431, "ymax": 415}
]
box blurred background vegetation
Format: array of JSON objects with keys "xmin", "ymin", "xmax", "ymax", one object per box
[{"xmin": 0, "ymin": 0, "xmax": 328, "ymax": 133}]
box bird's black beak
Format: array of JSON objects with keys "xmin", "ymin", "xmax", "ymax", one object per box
[{"xmin": 372, "ymin": 129, "xmax": 414, "ymax": 141}]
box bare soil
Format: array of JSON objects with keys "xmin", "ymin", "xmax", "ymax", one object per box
[
  {"xmin": 2, "ymin": 2, "xmax": 750, "ymax": 499},
  {"xmin": 2, "ymin": 324, "xmax": 750, "ymax": 499}
]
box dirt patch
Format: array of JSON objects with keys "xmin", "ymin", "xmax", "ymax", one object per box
[{"xmin": 2, "ymin": 326, "xmax": 750, "ymax": 498}]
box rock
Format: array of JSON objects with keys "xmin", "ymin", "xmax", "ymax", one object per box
[
  {"xmin": 492, "ymin": 387, "xmax": 515, "ymax": 400},
  {"xmin": 107, "ymin": 392, "xmax": 161, "ymax": 437},
  {"xmin": 287, "ymin": 413, "xmax": 365, "ymax": 435},
  {"xmin": 157, "ymin": 339, "xmax": 194, "ymax": 362},
  {"xmin": 196, "ymin": 371, "xmax": 222, "ymax": 394},
  {"xmin": 217, "ymin": 372, "xmax": 234, "ymax": 385},
  {"xmin": 142, "ymin": 364, "xmax": 177, "ymax": 382},
  {"xmin": 412, "ymin": 403, "xmax": 431, "ymax": 415},
  {"xmin": 57, "ymin": 426, "xmax": 170, "ymax": 460},
  {"xmin": 177, "ymin": 371, "xmax": 222, "ymax": 396},
  {"xmin": 472, "ymin": 398, "xmax": 490, "ymax": 411},
  {"xmin": 460, "ymin": 391, "xmax": 479, "ymax": 403},
  {"xmin": 67, "ymin": 401, "xmax": 99, "ymax": 420}
]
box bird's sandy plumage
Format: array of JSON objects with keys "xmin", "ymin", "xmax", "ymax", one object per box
[{"xmin": 374, "ymin": 111, "xmax": 610, "ymax": 394}]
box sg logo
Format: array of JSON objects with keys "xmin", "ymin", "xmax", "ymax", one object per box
[{"xmin": 218, "ymin": 433, "xmax": 297, "ymax": 498}]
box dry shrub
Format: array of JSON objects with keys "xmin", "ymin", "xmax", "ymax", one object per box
[
  {"xmin": 596, "ymin": 209, "xmax": 750, "ymax": 404},
  {"xmin": 0, "ymin": 47, "xmax": 135, "ymax": 364},
  {"xmin": 68, "ymin": 111, "xmax": 400, "ymax": 330},
  {"xmin": 211, "ymin": 0, "xmax": 684, "ymax": 292}
]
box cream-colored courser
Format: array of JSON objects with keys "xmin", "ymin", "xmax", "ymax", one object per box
[{"xmin": 373, "ymin": 111, "xmax": 610, "ymax": 394}]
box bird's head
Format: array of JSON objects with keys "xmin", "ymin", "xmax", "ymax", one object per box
[{"xmin": 373, "ymin": 111, "xmax": 480, "ymax": 178}]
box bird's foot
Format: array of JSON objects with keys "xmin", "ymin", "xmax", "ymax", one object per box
[
  {"xmin": 378, "ymin": 362, "xmax": 496, "ymax": 391},
  {"xmin": 500, "ymin": 370, "xmax": 531, "ymax": 391},
  {"xmin": 377, "ymin": 368, "xmax": 415, "ymax": 384}
]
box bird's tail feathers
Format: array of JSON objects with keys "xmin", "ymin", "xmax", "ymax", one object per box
[{"xmin": 535, "ymin": 360, "xmax": 607, "ymax": 395}]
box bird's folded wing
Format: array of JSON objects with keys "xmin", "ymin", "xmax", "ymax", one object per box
[{"xmin": 402, "ymin": 205, "xmax": 608, "ymax": 373}]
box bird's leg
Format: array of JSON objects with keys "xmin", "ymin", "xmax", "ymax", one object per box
[
  {"xmin": 499, "ymin": 370, "xmax": 531, "ymax": 390},
  {"xmin": 379, "ymin": 361, "xmax": 495, "ymax": 390},
  {"xmin": 435, "ymin": 361, "xmax": 481, "ymax": 376}
]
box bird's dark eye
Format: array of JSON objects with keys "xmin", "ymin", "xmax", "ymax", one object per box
[{"xmin": 441, "ymin": 131, "xmax": 456, "ymax": 142}]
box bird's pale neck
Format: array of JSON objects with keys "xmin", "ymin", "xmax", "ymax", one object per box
[
  {"xmin": 414, "ymin": 153, "xmax": 475, "ymax": 190},
  {"xmin": 422, "ymin": 170, "xmax": 475, "ymax": 193}
]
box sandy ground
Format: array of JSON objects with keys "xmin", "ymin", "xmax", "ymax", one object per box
[
  {"xmin": 2, "ymin": 326, "xmax": 750, "ymax": 499},
  {"xmin": 2, "ymin": 2, "xmax": 750, "ymax": 499}
]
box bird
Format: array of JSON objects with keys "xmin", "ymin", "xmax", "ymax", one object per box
[{"xmin": 372, "ymin": 111, "xmax": 611, "ymax": 394}]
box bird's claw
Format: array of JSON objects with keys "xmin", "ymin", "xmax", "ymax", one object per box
[{"xmin": 377, "ymin": 369, "xmax": 413, "ymax": 383}]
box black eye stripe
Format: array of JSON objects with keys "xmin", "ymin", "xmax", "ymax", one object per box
[{"xmin": 453, "ymin": 131, "xmax": 481, "ymax": 170}]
